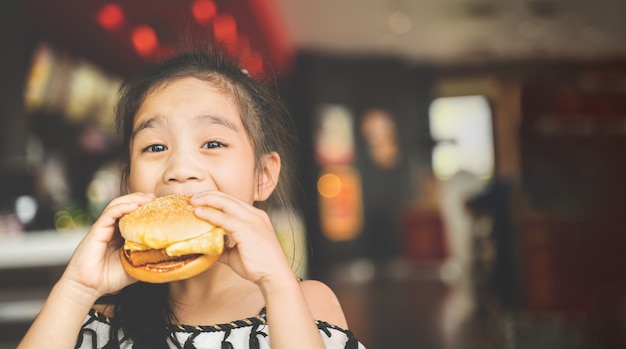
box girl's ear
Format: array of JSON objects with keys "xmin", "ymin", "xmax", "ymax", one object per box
[{"xmin": 254, "ymin": 151, "xmax": 281, "ymax": 201}]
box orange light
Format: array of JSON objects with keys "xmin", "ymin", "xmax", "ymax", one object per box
[
  {"xmin": 318, "ymin": 173, "xmax": 342, "ymax": 198},
  {"xmin": 317, "ymin": 166, "xmax": 364, "ymax": 241},
  {"xmin": 191, "ymin": 0, "xmax": 217, "ymax": 25},
  {"xmin": 132, "ymin": 25, "xmax": 158, "ymax": 57},
  {"xmin": 96, "ymin": 3, "xmax": 124, "ymax": 31},
  {"xmin": 212, "ymin": 13, "xmax": 237, "ymax": 44}
]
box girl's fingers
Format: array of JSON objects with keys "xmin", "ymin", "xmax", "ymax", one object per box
[
  {"xmin": 64, "ymin": 193, "xmax": 155, "ymax": 294},
  {"xmin": 193, "ymin": 205, "xmax": 235, "ymax": 231},
  {"xmin": 190, "ymin": 191, "xmax": 258, "ymax": 225},
  {"xmin": 189, "ymin": 190, "xmax": 248, "ymax": 214},
  {"xmin": 190, "ymin": 191, "xmax": 290, "ymax": 284},
  {"xmin": 87, "ymin": 193, "xmax": 155, "ymax": 241}
]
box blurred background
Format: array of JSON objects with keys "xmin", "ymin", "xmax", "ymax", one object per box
[{"xmin": 1, "ymin": 0, "xmax": 626, "ymax": 348}]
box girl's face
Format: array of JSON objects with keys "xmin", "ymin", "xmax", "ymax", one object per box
[{"xmin": 128, "ymin": 77, "xmax": 262, "ymax": 202}]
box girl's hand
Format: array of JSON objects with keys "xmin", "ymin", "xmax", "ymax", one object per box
[
  {"xmin": 190, "ymin": 191, "xmax": 293, "ymax": 286},
  {"xmin": 61, "ymin": 193, "xmax": 155, "ymax": 299}
]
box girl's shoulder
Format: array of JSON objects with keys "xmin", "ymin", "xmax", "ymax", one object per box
[{"xmin": 299, "ymin": 279, "xmax": 349, "ymax": 329}]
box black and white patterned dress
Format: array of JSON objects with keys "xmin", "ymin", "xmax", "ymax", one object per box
[{"xmin": 76, "ymin": 308, "xmax": 365, "ymax": 349}]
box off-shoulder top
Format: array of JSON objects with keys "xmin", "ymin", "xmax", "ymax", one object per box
[{"xmin": 76, "ymin": 308, "xmax": 366, "ymax": 349}]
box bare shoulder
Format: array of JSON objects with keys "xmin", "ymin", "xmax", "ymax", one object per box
[{"xmin": 299, "ymin": 279, "xmax": 348, "ymax": 328}]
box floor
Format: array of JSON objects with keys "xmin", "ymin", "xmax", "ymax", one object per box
[
  {"xmin": 326, "ymin": 260, "xmax": 477, "ymax": 349},
  {"xmin": 332, "ymin": 273, "xmax": 459, "ymax": 349},
  {"xmin": 326, "ymin": 259, "xmax": 620, "ymax": 349}
]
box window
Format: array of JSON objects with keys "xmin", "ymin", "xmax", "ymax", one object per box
[{"xmin": 428, "ymin": 95, "xmax": 494, "ymax": 180}]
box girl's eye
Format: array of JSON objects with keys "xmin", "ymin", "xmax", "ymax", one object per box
[
  {"xmin": 144, "ymin": 144, "xmax": 167, "ymax": 152},
  {"xmin": 203, "ymin": 140, "xmax": 225, "ymax": 149}
]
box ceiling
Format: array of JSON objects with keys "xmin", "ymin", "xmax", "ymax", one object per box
[
  {"xmin": 272, "ymin": 0, "xmax": 626, "ymax": 65},
  {"xmin": 18, "ymin": 0, "xmax": 626, "ymax": 77},
  {"xmin": 19, "ymin": 0, "xmax": 291, "ymax": 77}
]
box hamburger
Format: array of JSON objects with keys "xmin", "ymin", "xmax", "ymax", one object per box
[{"xmin": 118, "ymin": 194, "xmax": 225, "ymax": 283}]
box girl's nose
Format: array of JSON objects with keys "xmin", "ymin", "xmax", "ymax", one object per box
[{"xmin": 162, "ymin": 153, "xmax": 204, "ymax": 183}]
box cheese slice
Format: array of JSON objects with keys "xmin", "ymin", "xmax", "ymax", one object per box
[
  {"xmin": 165, "ymin": 228, "xmax": 225, "ymax": 256},
  {"xmin": 124, "ymin": 240, "xmax": 151, "ymax": 251}
]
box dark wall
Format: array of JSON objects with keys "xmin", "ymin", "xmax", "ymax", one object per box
[
  {"xmin": 0, "ymin": 1, "xmax": 36, "ymax": 214},
  {"xmin": 283, "ymin": 52, "xmax": 435, "ymax": 277},
  {"xmin": 0, "ymin": 0, "xmax": 31, "ymax": 170},
  {"xmin": 518, "ymin": 63, "xmax": 626, "ymax": 346}
]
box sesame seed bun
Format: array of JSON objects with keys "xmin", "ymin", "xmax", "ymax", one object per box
[{"xmin": 118, "ymin": 194, "xmax": 225, "ymax": 283}]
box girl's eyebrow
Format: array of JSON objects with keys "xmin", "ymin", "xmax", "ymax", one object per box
[
  {"xmin": 196, "ymin": 114, "xmax": 240, "ymax": 132},
  {"xmin": 132, "ymin": 116, "xmax": 162, "ymax": 139},
  {"xmin": 131, "ymin": 114, "xmax": 240, "ymax": 139}
]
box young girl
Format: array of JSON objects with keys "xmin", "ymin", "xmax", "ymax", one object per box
[{"xmin": 18, "ymin": 48, "xmax": 365, "ymax": 349}]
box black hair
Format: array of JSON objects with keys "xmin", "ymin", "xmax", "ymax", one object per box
[{"xmin": 109, "ymin": 46, "xmax": 299, "ymax": 348}]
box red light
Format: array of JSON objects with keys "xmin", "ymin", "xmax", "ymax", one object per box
[
  {"xmin": 132, "ymin": 25, "xmax": 158, "ymax": 57},
  {"xmin": 96, "ymin": 3, "xmax": 124, "ymax": 31},
  {"xmin": 237, "ymin": 35, "xmax": 250, "ymax": 51},
  {"xmin": 224, "ymin": 35, "xmax": 250, "ymax": 57},
  {"xmin": 212, "ymin": 13, "xmax": 237, "ymax": 45},
  {"xmin": 242, "ymin": 51, "xmax": 264, "ymax": 76},
  {"xmin": 154, "ymin": 45, "xmax": 177, "ymax": 60},
  {"xmin": 191, "ymin": 0, "xmax": 216, "ymax": 25}
]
